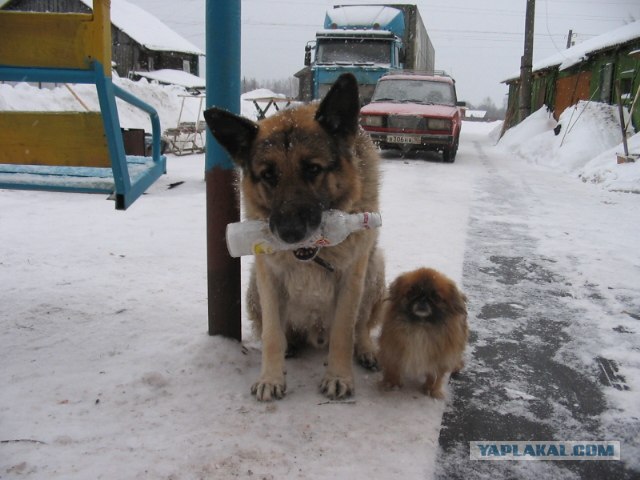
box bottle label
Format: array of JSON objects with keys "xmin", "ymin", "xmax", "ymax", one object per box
[{"xmin": 252, "ymin": 241, "xmax": 276, "ymax": 255}]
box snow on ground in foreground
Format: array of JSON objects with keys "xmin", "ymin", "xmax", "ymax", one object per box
[
  {"xmin": 0, "ymin": 111, "xmax": 492, "ymax": 478},
  {"xmin": 1, "ymin": 77, "xmax": 639, "ymax": 476},
  {"xmin": 1, "ymin": 148, "xmax": 476, "ymax": 478}
]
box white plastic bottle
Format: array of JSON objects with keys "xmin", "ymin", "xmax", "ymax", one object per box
[{"xmin": 226, "ymin": 210, "xmax": 382, "ymax": 257}]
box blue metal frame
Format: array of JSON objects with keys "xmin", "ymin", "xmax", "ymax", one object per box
[
  {"xmin": 0, "ymin": 61, "xmax": 166, "ymax": 210},
  {"xmin": 205, "ymin": 0, "xmax": 240, "ymax": 171}
]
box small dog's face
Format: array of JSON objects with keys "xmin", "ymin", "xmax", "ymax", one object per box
[{"xmin": 389, "ymin": 268, "xmax": 466, "ymax": 325}]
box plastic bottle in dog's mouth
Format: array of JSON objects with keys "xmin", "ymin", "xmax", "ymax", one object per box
[{"xmin": 225, "ymin": 210, "xmax": 382, "ymax": 258}]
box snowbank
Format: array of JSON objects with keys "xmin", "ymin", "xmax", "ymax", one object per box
[
  {"xmin": 497, "ymin": 102, "xmax": 639, "ymax": 192},
  {"xmin": 0, "ymin": 77, "xmax": 204, "ymax": 132},
  {"xmin": 0, "ymin": 80, "xmax": 293, "ymax": 133},
  {"xmin": 580, "ymin": 133, "xmax": 640, "ymax": 192}
]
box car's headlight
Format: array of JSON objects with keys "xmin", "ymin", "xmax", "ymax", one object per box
[
  {"xmin": 360, "ymin": 115, "xmax": 384, "ymax": 127},
  {"xmin": 427, "ymin": 118, "xmax": 451, "ymax": 131}
]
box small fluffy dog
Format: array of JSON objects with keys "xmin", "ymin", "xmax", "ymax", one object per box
[{"xmin": 378, "ymin": 268, "xmax": 468, "ymax": 399}]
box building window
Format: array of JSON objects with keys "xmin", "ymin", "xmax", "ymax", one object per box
[{"xmin": 620, "ymin": 75, "xmax": 633, "ymax": 104}]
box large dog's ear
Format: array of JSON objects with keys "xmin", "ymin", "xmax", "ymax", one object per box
[
  {"xmin": 315, "ymin": 73, "xmax": 360, "ymax": 137},
  {"xmin": 203, "ymin": 107, "xmax": 258, "ymax": 167}
]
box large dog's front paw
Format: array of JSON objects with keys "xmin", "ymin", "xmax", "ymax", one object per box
[
  {"xmin": 251, "ymin": 377, "xmax": 286, "ymax": 402},
  {"xmin": 319, "ymin": 374, "xmax": 354, "ymax": 400},
  {"xmin": 356, "ymin": 350, "xmax": 379, "ymax": 371}
]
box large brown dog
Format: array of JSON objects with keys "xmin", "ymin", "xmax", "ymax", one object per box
[
  {"xmin": 379, "ymin": 268, "xmax": 468, "ymax": 399},
  {"xmin": 204, "ymin": 74, "xmax": 385, "ymax": 401}
]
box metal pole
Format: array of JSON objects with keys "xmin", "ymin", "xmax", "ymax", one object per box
[
  {"xmin": 206, "ymin": 0, "xmax": 242, "ymax": 340},
  {"xmin": 518, "ymin": 0, "xmax": 535, "ymax": 122}
]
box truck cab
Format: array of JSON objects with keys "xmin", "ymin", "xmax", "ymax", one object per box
[
  {"xmin": 297, "ymin": 5, "xmax": 433, "ymax": 104},
  {"xmin": 312, "ymin": 28, "xmax": 400, "ymax": 102}
]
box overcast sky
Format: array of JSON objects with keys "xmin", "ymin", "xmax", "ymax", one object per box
[{"xmin": 127, "ymin": 0, "xmax": 640, "ymax": 106}]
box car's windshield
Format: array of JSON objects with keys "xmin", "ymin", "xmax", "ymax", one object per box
[
  {"xmin": 316, "ymin": 39, "xmax": 391, "ymax": 65},
  {"xmin": 371, "ymin": 79, "xmax": 456, "ymax": 105}
]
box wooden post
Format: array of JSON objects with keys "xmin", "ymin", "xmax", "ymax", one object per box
[
  {"xmin": 205, "ymin": 0, "xmax": 242, "ymax": 340},
  {"xmin": 616, "ymin": 79, "xmax": 630, "ymax": 161},
  {"xmin": 518, "ymin": 0, "xmax": 535, "ymax": 122}
]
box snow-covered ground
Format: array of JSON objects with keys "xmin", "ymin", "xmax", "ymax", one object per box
[
  {"xmin": 497, "ymin": 102, "xmax": 640, "ymax": 193},
  {"xmin": 1, "ymin": 79, "xmax": 639, "ymax": 478}
]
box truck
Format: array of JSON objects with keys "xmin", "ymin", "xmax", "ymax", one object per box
[{"xmin": 295, "ymin": 4, "xmax": 434, "ymax": 104}]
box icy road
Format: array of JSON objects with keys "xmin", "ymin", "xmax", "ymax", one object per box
[
  {"xmin": 1, "ymin": 122, "xmax": 639, "ymax": 479},
  {"xmin": 435, "ymin": 125, "xmax": 640, "ymax": 479}
]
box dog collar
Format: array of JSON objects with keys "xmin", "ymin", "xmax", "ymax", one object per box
[
  {"xmin": 292, "ymin": 247, "xmax": 335, "ymax": 272},
  {"xmin": 313, "ymin": 255, "xmax": 335, "ymax": 272}
]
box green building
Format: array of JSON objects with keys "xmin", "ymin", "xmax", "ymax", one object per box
[{"xmin": 503, "ymin": 21, "xmax": 640, "ymax": 132}]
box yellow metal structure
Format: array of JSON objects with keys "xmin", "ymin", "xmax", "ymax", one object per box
[
  {"xmin": 0, "ymin": 112, "xmax": 110, "ymax": 167},
  {"xmin": 0, "ymin": 0, "xmax": 111, "ymax": 75},
  {"xmin": 0, "ymin": 0, "xmax": 113, "ymax": 167}
]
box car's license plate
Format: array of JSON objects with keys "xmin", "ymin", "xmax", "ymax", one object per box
[{"xmin": 387, "ymin": 135, "xmax": 421, "ymax": 145}]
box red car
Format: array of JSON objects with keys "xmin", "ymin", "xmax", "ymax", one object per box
[{"xmin": 360, "ymin": 73, "xmax": 465, "ymax": 162}]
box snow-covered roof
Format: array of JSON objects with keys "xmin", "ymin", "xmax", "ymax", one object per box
[
  {"xmin": 465, "ymin": 110, "xmax": 487, "ymax": 118},
  {"xmin": 79, "ymin": 0, "xmax": 204, "ymax": 56},
  {"xmin": 504, "ymin": 20, "xmax": 640, "ymax": 82},
  {"xmin": 242, "ymin": 88, "xmax": 285, "ymax": 101},
  {"xmin": 133, "ymin": 69, "xmax": 205, "ymax": 89}
]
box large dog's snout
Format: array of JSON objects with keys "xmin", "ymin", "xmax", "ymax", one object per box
[{"xmin": 270, "ymin": 204, "xmax": 323, "ymax": 244}]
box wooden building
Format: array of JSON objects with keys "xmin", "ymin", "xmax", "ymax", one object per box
[
  {"xmin": 0, "ymin": 0, "xmax": 204, "ymax": 79},
  {"xmin": 503, "ymin": 21, "xmax": 640, "ymax": 132}
]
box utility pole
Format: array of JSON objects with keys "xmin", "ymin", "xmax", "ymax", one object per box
[{"xmin": 518, "ymin": 0, "xmax": 535, "ymax": 122}]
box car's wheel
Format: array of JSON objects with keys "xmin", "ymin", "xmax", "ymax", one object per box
[
  {"xmin": 443, "ymin": 138, "xmax": 459, "ymax": 163},
  {"xmin": 443, "ymin": 146, "xmax": 455, "ymax": 163}
]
